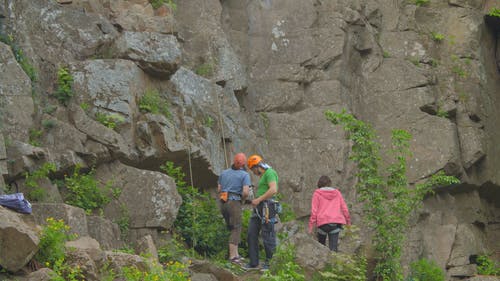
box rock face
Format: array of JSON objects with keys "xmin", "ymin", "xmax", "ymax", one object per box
[
  {"xmin": 0, "ymin": 207, "xmax": 39, "ymax": 272},
  {"xmin": 1, "ymin": 0, "xmax": 500, "ymax": 279}
]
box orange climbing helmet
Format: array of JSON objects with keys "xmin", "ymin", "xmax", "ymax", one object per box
[{"xmin": 247, "ymin": 154, "xmax": 263, "ymax": 169}]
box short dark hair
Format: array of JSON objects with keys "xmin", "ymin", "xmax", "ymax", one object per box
[{"xmin": 317, "ymin": 175, "xmax": 332, "ymax": 188}]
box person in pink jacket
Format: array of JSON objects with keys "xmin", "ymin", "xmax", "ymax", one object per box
[{"xmin": 308, "ymin": 175, "xmax": 351, "ymax": 251}]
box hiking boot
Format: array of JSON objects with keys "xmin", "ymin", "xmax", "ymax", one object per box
[
  {"xmin": 260, "ymin": 262, "xmax": 270, "ymax": 272},
  {"xmin": 242, "ymin": 263, "xmax": 259, "ymax": 271}
]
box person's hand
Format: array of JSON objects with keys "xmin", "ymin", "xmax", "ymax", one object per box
[{"xmin": 251, "ymin": 198, "xmax": 260, "ymax": 207}]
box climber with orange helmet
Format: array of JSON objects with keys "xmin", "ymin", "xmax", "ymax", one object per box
[
  {"xmin": 218, "ymin": 153, "xmax": 251, "ymax": 265},
  {"xmin": 244, "ymin": 154, "xmax": 279, "ymax": 271}
]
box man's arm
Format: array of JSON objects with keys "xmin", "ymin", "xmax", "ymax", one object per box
[{"xmin": 251, "ymin": 181, "xmax": 277, "ymax": 207}]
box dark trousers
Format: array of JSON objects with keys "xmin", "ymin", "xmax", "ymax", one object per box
[
  {"xmin": 317, "ymin": 223, "xmax": 340, "ymax": 251},
  {"xmin": 247, "ymin": 213, "xmax": 276, "ymax": 267}
]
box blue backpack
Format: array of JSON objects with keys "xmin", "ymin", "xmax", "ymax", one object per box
[{"xmin": 0, "ymin": 182, "xmax": 32, "ymax": 214}]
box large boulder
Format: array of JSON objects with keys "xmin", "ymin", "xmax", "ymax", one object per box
[
  {"xmin": 0, "ymin": 206, "xmax": 39, "ymax": 272},
  {"xmin": 112, "ymin": 31, "xmax": 182, "ymax": 77},
  {"xmin": 96, "ymin": 161, "xmax": 182, "ymax": 231},
  {"xmin": 32, "ymin": 203, "xmax": 89, "ymax": 237}
]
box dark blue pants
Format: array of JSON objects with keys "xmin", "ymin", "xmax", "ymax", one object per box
[{"xmin": 247, "ymin": 213, "xmax": 276, "ymax": 267}]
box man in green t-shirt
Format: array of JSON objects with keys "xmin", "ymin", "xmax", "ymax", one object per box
[{"xmin": 245, "ymin": 154, "xmax": 279, "ymax": 270}]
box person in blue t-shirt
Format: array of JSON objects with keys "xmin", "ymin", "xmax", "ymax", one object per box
[{"xmin": 218, "ymin": 153, "xmax": 251, "ymax": 265}]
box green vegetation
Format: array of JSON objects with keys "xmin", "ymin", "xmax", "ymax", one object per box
[
  {"xmin": 95, "ymin": 112, "xmax": 125, "ymax": 130},
  {"xmin": 477, "ymin": 254, "xmax": 500, "ymax": 276},
  {"xmin": 488, "ymin": 8, "xmax": 500, "ymax": 18},
  {"xmin": 63, "ymin": 165, "xmax": 113, "ymax": 213},
  {"xmin": 313, "ymin": 253, "xmax": 367, "ymax": 281},
  {"xmin": 436, "ymin": 107, "xmax": 448, "ymax": 118},
  {"xmin": 35, "ymin": 218, "xmax": 84, "ymax": 281},
  {"xmin": 383, "ymin": 51, "xmax": 391, "ymax": 58},
  {"xmin": 138, "ymin": 89, "xmax": 172, "ymax": 119},
  {"xmin": 451, "ymin": 65, "xmax": 467, "ymax": 78},
  {"xmin": 414, "ymin": 0, "xmax": 430, "ymax": 6},
  {"xmin": 195, "ymin": 61, "xmax": 215, "ymax": 78},
  {"xmin": 325, "ymin": 110, "xmax": 459, "ymax": 281},
  {"xmin": 115, "ymin": 203, "xmax": 130, "ymax": 241},
  {"xmin": 121, "ymin": 261, "xmax": 189, "ymax": 281},
  {"xmin": 157, "ymin": 233, "xmax": 191, "ymax": 263},
  {"xmin": 149, "ymin": 0, "xmax": 177, "ymax": 11},
  {"xmin": 261, "ymin": 244, "xmax": 305, "ymax": 281},
  {"xmin": 24, "ymin": 162, "xmax": 57, "ymax": 202},
  {"xmin": 205, "ymin": 115, "xmax": 215, "ymax": 128},
  {"xmin": 42, "ymin": 119, "xmax": 56, "ymax": 129},
  {"xmin": 55, "ymin": 67, "xmax": 74, "ymax": 105},
  {"xmin": 80, "ymin": 102, "xmax": 90, "ymax": 112},
  {"xmin": 161, "ymin": 161, "xmax": 228, "ymax": 257},
  {"xmin": 407, "ymin": 258, "xmax": 445, "ymax": 281},
  {"xmin": 0, "ymin": 33, "xmax": 37, "ymax": 82},
  {"xmin": 43, "ymin": 104, "xmax": 58, "ymax": 115},
  {"xmin": 430, "ymin": 32, "xmax": 445, "ymax": 42},
  {"xmin": 29, "ymin": 128, "xmax": 43, "ymax": 147}
]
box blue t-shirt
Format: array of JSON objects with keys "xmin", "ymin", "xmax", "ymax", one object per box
[{"xmin": 218, "ymin": 168, "xmax": 251, "ymax": 199}]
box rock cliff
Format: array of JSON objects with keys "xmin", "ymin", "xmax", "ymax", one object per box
[{"xmin": 0, "ymin": 0, "xmax": 499, "ymax": 280}]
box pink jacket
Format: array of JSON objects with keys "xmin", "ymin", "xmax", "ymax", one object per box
[{"xmin": 308, "ymin": 187, "xmax": 351, "ymax": 233}]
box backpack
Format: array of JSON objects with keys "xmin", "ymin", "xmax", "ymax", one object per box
[{"xmin": 0, "ymin": 182, "xmax": 32, "ymax": 214}]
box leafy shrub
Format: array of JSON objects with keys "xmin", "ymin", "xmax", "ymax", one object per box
[
  {"xmin": 430, "ymin": 32, "xmax": 445, "ymax": 42},
  {"xmin": 95, "ymin": 112, "xmax": 125, "ymax": 129},
  {"xmin": 477, "ymin": 255, "xmax": 500, "ymax": 276},
  {"xmin": 313, "ymin": 253, "xmax": 367, "ymax": 281},
  {"xmin": 35, "ymin": 217, "xmax": 76, "ymax": 265},
  {"xmin": 157, "ymin": 233, "xmax": 190, "ymax": 264},
  {"xmin": 407, "ymin": 258, "xmax": 445, "ymax": 281},
  {"xmin": 29, "ymin": 128, "xmax": 43, "ymax": 147},
  {"xmin": 63, "ymin": 165, "xmax": 112, "ymax": 213},
  {"xmin": 414, "ymin": 0, "xmax": 430, "ymax": 6},
  {"xmin": 261, "ymin": 244, "xmax": 305, "ymax": 281},
  {"xmin": 160, "ymin": 161, "xmax": 228, "ymax": 257},
  {"xmin": 121, "ymin": 261, "xmax": 189, "ymax": 281},
  {"xmin": 195, "ymin": 62, "xmax": 215, "ymax": 77},
  {"xmin": 138, "ymin": 89, "xmax": 171, "ymax": 119},
  {"xmin": 488, "ymin": 8, "xmax": 500, "ymax": 17},
  {"xmin": 149, "ymin": 0, "xmax": 177, "ymax": 11},
  {"xmin": 24, "ymin": 162, "xmax": 57, "ymax": 201},
  {"xmin": 42, "ymin": 119, "xmax": 56, "ymax": 129},
  {"xmin": 55, "ymin": 67, "xmax": 74, "ymax": 105},
  {"xmin": 49, "ymin": 258, "xmax": 85, "ymax": 281}
]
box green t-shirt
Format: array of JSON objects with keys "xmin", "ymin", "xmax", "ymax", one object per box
[{"xmin": 256, "ymin": 168, "xmax": 279, "ymax": 197}]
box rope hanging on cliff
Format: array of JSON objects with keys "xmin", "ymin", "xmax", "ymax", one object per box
[
  {"xmin": 217, "ymin": 92, "xmax": 229, "ymax": 169},
  {"xmin": 182, "ymin": 109, "xmax": 194, "ymax": 189}
]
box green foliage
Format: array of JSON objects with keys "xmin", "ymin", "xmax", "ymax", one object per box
[
  {"xmin": 414, "ymin": 0, "xmax": 430, "ymax": 6},
  {"xmin": 24, "ymin": 162, "xmax": 57, "ymax": 202},
  {"xmin": 430, "ymin": 32, "xmax": 445, "ymax": 42},
  {"xmin": 138, "ymin": 89, "xmax": 172, "ymax": 119},
  {"xmin": 260, "ymin": 244, "xmax": 305, "ymax": 281},
  {"xmin": 325, "ymin": 110, "xmax": 459, "ymax": 281},
  {"xmin": 49, "ymin": 257, "xmax": 85, "ymax": 281},
  {"xmin": 436, "ymin": 107, "xmax": 448, "ymax": 118},
  {"xmin": 160, "ymin": 161, "xmax": 228, "ymax": 257},
  {"xmin": 29, "ymin": 128, "xmax": 43, "ymax": 147},
  {"xmin": 205, "ymin": 115, "xmax": 215, "ymax": 128},
  {"xmin": 55, "ymin": 67, "xmax": 74, "ymax": 105},
  {"xmin": 121, "ymin": 261, "xmax": 189, "ymax": 281},
  {"xmin": 95, "ymin": 112, "xmax": 125, "ymax": 130},
  {"xmin": 42, "ymin": 119, "xmax": 56, "ymax": 129},
  {"xmin": 35, "ymin": 217, "xmax": 76, "ymax": 265},
  {"xmin": 451, "ymin": 65, "xmax": 467, "ymax": 78},
  {"xmin": 0, "ymin": 34, "xmax": 37, "ymax": 82},
  {"xmin": 149, "ymin": 0, "xmax": 177, "ymax": 11},
  {"xmin": 63, "ymin": 165, "xmax": 112, "ymax": 213},
  {"xmin": 313, "ymin": 253, "xmax": 367, "ymax": 281},
  {"xmin": 115, "ymin": 203, "xmax": 130, "ymax": 241},
  {"xmin": 157, "ymin": 233, "xmax": 190, "ymax": 263},
  {"xmin": 488, "ymin": 8, "xmax": 500, "ymax": 18},
  {"xmin": 80, "ymin": 102, "xmax": 90, "ymax": 112},
  {"xmin": 407, "ymin": 258, "xmax": 445, "ymax": 281},
  {"xmin": 477, "ymin": 255, "xmax": 500, "ymax": 276},
  {"xmin": 195, "ymin": 62, "xmax": 215, "ymax": 77},
  {"xmin": 42, "ymin": 105, "xmax": 58, "ymax": 115},
  {"xmin": 383, "ymin": 51, "xmax": 391, "ymax": 58}
]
